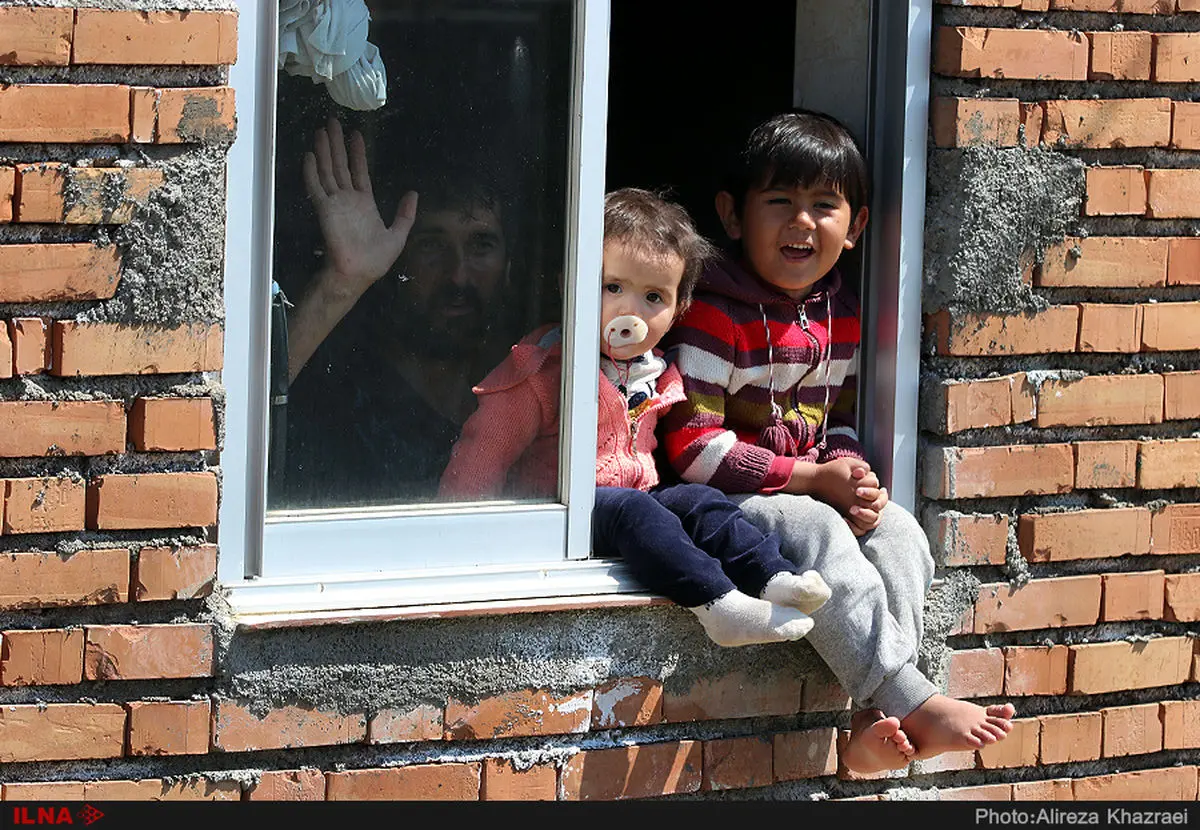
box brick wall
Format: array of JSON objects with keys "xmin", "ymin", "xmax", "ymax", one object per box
[
  {"xmin": 922, "ymin": 0, "xmax": 1200, "ymax": 802},
  {"xmin": 3, "ymin": 0, "xmax": 1199, "ymax": 805}
]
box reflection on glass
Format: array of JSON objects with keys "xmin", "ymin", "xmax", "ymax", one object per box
[{"xmin": 267, "ymin": 0, "xmax": 572, "ymax": 512}]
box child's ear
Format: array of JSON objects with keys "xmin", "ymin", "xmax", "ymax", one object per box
[
  {"xmin": 715, "ymin": 191, "xmax": 742, "ymax": 241},
  {"xmin": 844, "ymin": 206, "xmax": 869, "ymax": 250}
]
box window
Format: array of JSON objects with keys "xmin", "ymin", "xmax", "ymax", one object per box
[{"xmin": 219, "ymin": 0, "xmax": 932, "ymax": 618}]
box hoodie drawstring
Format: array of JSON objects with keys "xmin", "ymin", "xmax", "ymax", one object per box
[{"xmin": 757, "ymin": 293, "xmax": 834, "ymax": 456}]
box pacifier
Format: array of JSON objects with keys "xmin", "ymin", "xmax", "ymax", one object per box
[{"xmin": 603, "ymin": 314, "xmax": 648, "ymax": 349}]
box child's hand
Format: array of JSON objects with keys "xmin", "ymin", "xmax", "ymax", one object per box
[
  {"xmin": 846, "ymin": 465, "xmax": 888, "ymax": 537},
  {"xmin": 804, "ymin": 457, "xmax": 872, "ymax": 513}
]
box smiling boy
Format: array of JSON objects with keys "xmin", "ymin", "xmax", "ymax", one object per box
[{"xmin": 661, "ymin": 110, "xmax": 1016, "ymax": 771}]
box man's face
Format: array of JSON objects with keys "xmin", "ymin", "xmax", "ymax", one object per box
[{"xmin": 390, "ymin": 205, "xmax": 508, "ymax": 355}]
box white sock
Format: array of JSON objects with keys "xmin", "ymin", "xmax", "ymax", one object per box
[
  {"xmin": 688, "ymin": 589, "xmax": 814, "ymax": 648},
  {"xmin": 760, "ymin": 570, "xmax": 831, "ymax": 615}
]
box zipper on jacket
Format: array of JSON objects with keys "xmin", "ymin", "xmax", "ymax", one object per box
[{"xmin": 791, "ymin": 300, "xmax": 823, "ymax": 438}]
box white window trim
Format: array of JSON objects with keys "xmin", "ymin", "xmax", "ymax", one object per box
[{"xmin": 218, "ymin": 0, "xmax": 932, "ymax": 620}]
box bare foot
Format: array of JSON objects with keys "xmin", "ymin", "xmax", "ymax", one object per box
[
  {"xmin": 840, "ymin": 708, "xmax": 916, "ymax": 773},
  {"xmin": 901, "ymin": 695, "xmax": 1015, "ymax": 760}
]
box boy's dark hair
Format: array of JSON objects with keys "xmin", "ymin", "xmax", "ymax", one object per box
[
  {"xmin": 603, "ymin": 187, "xmax": 717, "ymax": 317},
  {"xmin": 722, "ymin": 110, "xmax": 869, "ymax": 217}
]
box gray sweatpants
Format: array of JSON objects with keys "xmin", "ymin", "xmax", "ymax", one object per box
[{"xmin": 731, "ymin": 494, "xmax": 938, "ymax": 719}]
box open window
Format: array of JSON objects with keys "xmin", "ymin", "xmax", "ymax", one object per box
[{"xmin": 219, "ymin": 0, "xmax": 930, "ymax": 617}]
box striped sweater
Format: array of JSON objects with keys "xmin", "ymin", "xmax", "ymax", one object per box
[{"xmin": 660, "ymin": 255, "xmax": 865, "ymax": 494}]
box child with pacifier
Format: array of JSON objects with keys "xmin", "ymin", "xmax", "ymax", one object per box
[{"xmin": 439, "ymin": 188, "xmax": 831, "ymax": 647}]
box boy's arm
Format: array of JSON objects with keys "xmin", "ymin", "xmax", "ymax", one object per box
[
  {"xmin": 660, "ymin": 303, "xmax": 795, "ymax": 493},
  {"xmin": 438, "ymin": 384, "xmax": 544, "ymax": 500}
]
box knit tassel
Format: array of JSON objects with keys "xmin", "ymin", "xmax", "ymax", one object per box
[{"xmin": 759, "ymin": 410, "xmax": 796, "ymax": 456}]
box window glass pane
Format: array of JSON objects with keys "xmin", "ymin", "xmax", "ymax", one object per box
[{"xmin": 267, "ymin": 0, "xmax": 573, "ymax": 512}]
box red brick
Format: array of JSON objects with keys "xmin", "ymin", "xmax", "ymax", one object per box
[
  {"xmin": 926, "ymin": 307, "xmax": 1080, "ymax": 356},
  {"xmin": 481, "ymin": 759, "xmax": 556, "ymax": 801},
  {"xmin": 561, "ymin": 741, "xmax": 701, "ymax": 801},
  {"xmin": 0, "ymin": 321, "xmax": 11, "ymax": 379},
  {"xmin": 1077, "ymin": 304, "xmax": 1143, "ymax": 353},
  {"xmin": 940, "ymin": 374, "xmax": 1026, "ymax": 433},
  {"xmin": 923, "ymin": 444, "xmax": 1074, "ymax": 500},
  {"xmin": 940, "ymin": 784, "xmax": 1013, "ymax": 800},
  {"xmin": 0, "ymin": 166, "xmax": 11, "ymax": 223},
  {"xmin": 3, "ymin": 477, "xmax": 86, "ymax": 534},
  {"xmin": 134, "ymin": 545, "xmax": 217, "ymax": 601},
  {"xmin": 931, "ymin": 97, "xmax": 1021, "ymax": 148},
  {"xmin": 1038, "ymin": 712, "xmax": 1102, "ymax": 764},
  {"xmin": 17, "ymin": 165, "xmax": 165, "ymax": 225},
  {"xmin": 86, "ymin": 472, "xmax": 218, "ymax": 530},
  {"xmin": 799, "ymin": 665, "xmax": 852, "ymax": 712},
  {"xmin": 929, "ymin": 512, "xmax": 1009, "ymax": 567},
  {"xmin": 1020, "ymin": 102, "xmax": 1045, "ymax": 146},
  {"xmin": 934, "ymin": 27, "xmax": 1088, "ymax": 80},
  {"xmin": 1089, "ymin": 31, "xmax": 1153, "ymax": 80},
  {"xmin": 0, "ymin": 85, "xmax": 131, "ymax": 143},
  {"xmin": 1019, "ymin": 509, "xmax": 1151, "ymax": 564},
  {"xmin": 1153, "ymin": 33, "xmax": 1200, "ymax": 82},
  {"xmin": 212, "ymin": 700, "xmax": 366, "ymax": 752},
  {"xmin": 1012, "ymin": 779, "xmax": 1073, "ymax": 800},
  {"xmin": 1004, "ymin": 645, "xmax": 1069, "ymax": 696},
  {"xmin": 1146, "ymin": 170, "xmax": 1200, "ymax": 219},
  {"xmin": 1101, "ymin": 703, "xmax": 1163, "ymax": 757},
  {"xmin": 0, "ymin": 703, "xmax": 125, "ymax": 762},
  {"xmin": 1102, "ymin": 570, "xmax": 1165, "ymax": 622},
  {"xmin": 52, "ymin": 321, "xmax": 223, "ymax": 376},
  {"xmin": 773, "ymin": 728, "xmax": 837, "ymax": 781},
  {"xmin": 0, "ymin": 242, "xmax": 121, "ymax": 304},
  {"xmin": 1069, "ymin": 637, "xmax": 1194, "ymax": 694},
  {"xmin": 977, "ymin": 718, "xmax": 1040, "ymax": 769},
  {"xmin": 83, "ymin": 778, "xmax": 239, "ymax": 801},
  {"xmin": 703, "ymin": 735, "xmax": 773, "ymax": 791},
  {"xmin": 126, "ymin": 700, "xmax": 210, "ymax": 755},
  {"xmin": 1035, "ymin": 374, "xmax": 1163, "ymax": 427},
  {"xmin": 1184, "ymin": 0, "xmax": 1200, "ymax": 10},
  {"xmin": 914, "ymin": 749, "xmax": 977, "ymax": 773},
  {"xmin": 129, "ymin": 397, "xmax": 217, "ymax": 451},
  {"xmin": 131, "ymin": 87, "xmax": 158, "ymax": 143},
  {"xmin": 3, "ymin": 782, "xmax": 88, "ymax": 800},
  {"xmin": 0, "ymin": 7, "xmax": 73, "ymax": 65},
  {"xmin": 947, "ymin": 648, "xmax": 1005, "ymax": 698},
  {"xmin": 1172, "ymin": 101, "xmax": 1200, "ymax": 150},
  {"xmin": 0, "ymin": 548, "xmax": 129, "ymax": 610},
  {"xmin": 1050, "ymin": 0, "xmax": 1172, "ymax": 9},
  {"xmin": 1038, "ymin": 237, "xmax": 1167, "ymax": 288},
  {"xmin": 0, "ymin": 400, "xmax": 125, "ymax": 458},
  {"xmin": 662, "ymin": 670, "xmax": 802, "ymax": 722},
  {"xmin": 1164, "ymin": 572, "xmax": 1200, "ymax": 621},
  {"xmin": 156, "ymin": 87, "xmax": 236, "ymax": 144},
  {"xmin": 84, "ymin": 623, "xmax": 213, "ymax": 680},
  {"xmin": 1152, "ymin": 504, "xmax": 1200, "ymax": 554},
  {"xmin": 1084, "ymin": 166, "xmax": 1148, "ymax": 216},
  {"xmin": 1072, "ymin": 767, "xmax": 1198, "ymax": 801},
  {"xmin": 1138, "ymin": 439, "xmax": 1200, "ymax": 489},
  {"xmin": 73, "ymin": 10, "xmax": 238, "ymax": 66},
  {"xmin": 444, "ymin": 688, "xmax": 592, "ymax": 740},
  {"xmin": 1140, "ymin": 301, "xmax": 1200, "ymax": 351},
  {"xmin": 974, "ymin": 575, "xmax": 1102, "ymax": 634},
  {"xmin": 1074, "ymin": 441, "xmax": 1139, "ymax": 489},
  {"xmin": 366, "ymin": 705, "xmax": 442, "ymax": 745},
  {"xmin": 1042, "ymin": 98, "xmax": 1172, "ymax": 148},
  {"xmin": 10, "ymin": 317, "xmax": 51, "ymax": 375},
  {"xmin": 1161, "ymin": 700, "xmax": 1200, "ymax": 750},
  {"xmin": 1167, "ymin": 237, "xmax": 1200, "ymax": 285},
  {"xmin": 591, "ymin": 676, "xmax": 662, "ymax": 729},
  {"xmin": 0, "ymin": 628, "xmax": 83, "ymax": 686},
  {"xmin": 326, "ymin": 764, "xmax": 480, "ymax": 801},
  {"xmin": 246, "ymin": 769, "xmax": 326, "ymax": 802}
]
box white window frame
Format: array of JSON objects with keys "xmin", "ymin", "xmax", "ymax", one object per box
[{"xmin": 218, "ymin": 0, "xmax": 932, "ymax": 619}]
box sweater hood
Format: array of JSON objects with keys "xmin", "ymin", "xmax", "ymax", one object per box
[{"xmin": 698, "ymin": 253, "xmax": 843, "ymax": 307}]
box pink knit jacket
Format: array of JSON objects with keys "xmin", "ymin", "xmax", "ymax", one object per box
[{"xmin": 438, "ymin": 325, "xmax": 684, "ymax": 500}]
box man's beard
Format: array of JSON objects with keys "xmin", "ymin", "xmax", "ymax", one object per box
[{"xmin": 373, "ymin": 284, "xmax": 493, "ymax": 360}]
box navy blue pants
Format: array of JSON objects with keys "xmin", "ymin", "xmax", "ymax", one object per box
[{"xmin": 592, "ymin": 483, "xmax": 799, "ymax": 608}]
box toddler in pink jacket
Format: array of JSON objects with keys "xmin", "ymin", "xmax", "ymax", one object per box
[{"xmin": 439, "ymin": 189, "xmax": 829, "ymax": 647}]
